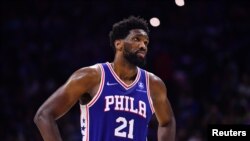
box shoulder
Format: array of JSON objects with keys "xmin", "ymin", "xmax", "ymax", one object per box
[
  {"xmin": 73, "ymin": 64, "xmax": 101, "ymax": 77},
  {"xmin": 147, "ymin": 71, "xmax": 167, "ymax": 99},
  {"xmin": 140, "ymin": 68, "xmax": 162, "ymax": 84},
  {"xmin": 67, "ymin": 63, "xmax": 102, "ymax": 86},
  {"xmin": 147, "ymin": 72, "xmax": 166, "ymax": 88}
]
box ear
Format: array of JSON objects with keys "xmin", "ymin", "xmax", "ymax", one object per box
[{"xmin": 114, "ymin": 40, "xmax": 123, "ymax": 51}]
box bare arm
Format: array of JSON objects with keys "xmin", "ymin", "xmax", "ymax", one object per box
[
  {"xmin": 149, "ymin": 73, "xmax": 176, "ymax": 141},
  {"xmin": 33, "ymin": 65, "xmax": 101, "ymax": 141}
]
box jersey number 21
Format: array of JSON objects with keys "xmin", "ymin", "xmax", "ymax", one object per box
[{"xmin": 115, "ymin": 117, "xmax": 134, "ymax": 139}]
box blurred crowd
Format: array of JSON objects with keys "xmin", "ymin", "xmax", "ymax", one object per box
[{"xmin": 1, "ymin": 0, "xmax": 250, "ymax": 141}]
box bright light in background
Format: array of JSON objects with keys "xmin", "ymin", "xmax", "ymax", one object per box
[
  {"xmin": 175, "ymin": 0, "xmax": 185, "ymax": 7},
  {"xmin": 149, "ymin": 17, "xmax": 160, "ymax": 27}
]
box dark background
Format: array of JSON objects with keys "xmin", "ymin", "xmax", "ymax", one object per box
[{"xmin": 1, "ymin": 0, "xmax": 250, "ymax": 141}]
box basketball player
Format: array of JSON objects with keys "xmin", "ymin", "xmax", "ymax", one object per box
[{"xmin": 34, "ymin": 16, "xmax": 176, "ymax": 141}]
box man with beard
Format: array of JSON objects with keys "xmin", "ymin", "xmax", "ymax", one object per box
[{"xmin": 34, "ymin": 16, "xmax": 176, "ymax": 141}]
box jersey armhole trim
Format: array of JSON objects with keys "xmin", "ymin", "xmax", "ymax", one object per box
[
  {"xmin": 87, "ymin": 64, "xmax": 105, "ymax": 107},
  {"xmin": 146, "ymin": 71, "xmax": 155, "ymax": 113}
]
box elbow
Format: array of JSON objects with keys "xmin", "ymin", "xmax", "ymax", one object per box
[
  {"xmin": 170, "ymin": 116, "xmax": 176, "ymax": 127},
  {"xmin": 33, "ymin": 109, "xmax": 49, "ymax": 126},
  {"xmin": 34, "ymin": 110, "xmax": 42, "ymax": 125},
  {"xmin": 159, "ymin": 116, "xmax": 176, "ymax": 127},
  {"xmin": 168, "ymin": 116, "xmax": 176, "ymax": 127}
]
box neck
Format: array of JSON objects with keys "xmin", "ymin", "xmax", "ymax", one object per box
[{"xmin": 111, "ymin": 57, "xmax": 138, "ymax": 82}]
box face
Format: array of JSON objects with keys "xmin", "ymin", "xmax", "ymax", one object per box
[{"xmin": 122, "ymin": 29, "xmax": 149, "ymax": 67}]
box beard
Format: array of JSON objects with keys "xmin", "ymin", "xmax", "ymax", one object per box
[{"xmin": 123, "ymin": 45, "xmax": 146, "ymax": 68}]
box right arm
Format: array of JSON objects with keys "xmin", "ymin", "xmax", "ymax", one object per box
[{"xmin": 33, "ymin": 65, "xmax": 101, "ymax": 141}]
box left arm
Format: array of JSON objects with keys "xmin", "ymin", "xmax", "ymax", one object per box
[{"xmin": 148, "ymin": 73, "xmax": 176, "ymax": 141}]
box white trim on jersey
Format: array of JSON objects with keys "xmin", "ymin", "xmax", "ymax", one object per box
[
  {"xmin": 146, "ymin": 72, "xmax": 155, "ymax": 113},
  {"xmin": 107, "ymin": 62, "xmax": 141, "ymax": 90},
  {"xmin": 87, "ymin": 64, "xmax": 105, "ymax": 107}
]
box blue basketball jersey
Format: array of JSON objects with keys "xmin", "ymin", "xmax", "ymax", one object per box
[{"xmin": 80, "ymin": 62, "xmax": 154, "ymax": 141}]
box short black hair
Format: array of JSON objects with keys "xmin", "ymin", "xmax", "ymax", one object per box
[{"xmin": 109, "ymin": 16, "xmax": 150, "ymax": 51}]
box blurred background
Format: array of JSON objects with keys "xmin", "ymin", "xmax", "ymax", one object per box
[{"xmin": 1, "ymin": 0, "xmax": 250, "ymax": 141}]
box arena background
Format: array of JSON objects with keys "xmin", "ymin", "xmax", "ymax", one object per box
[{"xmin": 1, "ymin": 0, "xmax": 250, "ymax": 140}]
